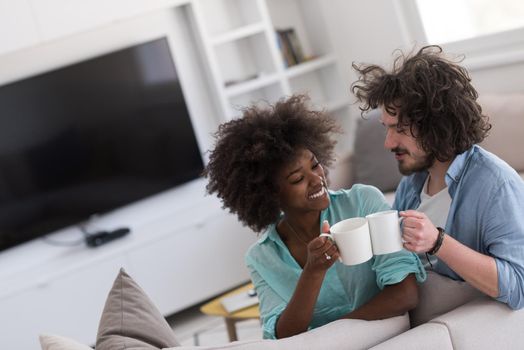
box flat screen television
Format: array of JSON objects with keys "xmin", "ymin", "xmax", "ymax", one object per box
[{"xmin": 0, "ymin": 37, "xmax": 204, "ymax": 252}]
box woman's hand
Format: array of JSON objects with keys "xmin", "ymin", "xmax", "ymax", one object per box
[
  {"xmin": 276, "ymin": 220, "xmax": 338, "ymax": 338},
  {"xmin": 304, "ymin": 220, "xmax": 339, "ymax": 274}
]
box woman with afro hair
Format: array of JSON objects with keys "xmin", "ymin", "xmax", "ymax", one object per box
[{"xmin": 205, "ymin": 94, "xmax": 425, "ymax": 339}]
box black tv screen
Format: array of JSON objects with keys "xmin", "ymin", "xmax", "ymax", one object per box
[{"xmin": 0, "ymin": 37, "xmax": 204, "ymax": 251}]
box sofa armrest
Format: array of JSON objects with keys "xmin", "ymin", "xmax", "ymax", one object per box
[
  {"xmin": 172, "ymin": 315, "xmax": 409, "ymax": 350},
  {"xmin": 431, "ymin": 297, "xmax": 524, "ymax": 350},
  {"xmin": 368, "ymin": 323, "xmax": 453, "ymax": 350}
]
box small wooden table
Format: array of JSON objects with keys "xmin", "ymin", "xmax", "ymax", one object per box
[{"xmin": 200, "ymin": 282, "xmax": 260, "ymax": 342}]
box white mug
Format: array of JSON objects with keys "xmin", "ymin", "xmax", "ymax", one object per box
[
  {"xmin": 365, "ymin": 210, "xmax": 404, "ymax": 255},
  {"xmin": 319, "ymin": 217, "xmax": 373, "ymax": 265}
]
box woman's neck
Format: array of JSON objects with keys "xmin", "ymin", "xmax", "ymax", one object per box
[{"xmin": 283, "ymin": 210, "xmax": 321, "ymax": 240}]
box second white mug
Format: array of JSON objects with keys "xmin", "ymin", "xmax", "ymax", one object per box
[{"xmin": 365, "ymin": 210, "xmax": 404, "ymax": 255}]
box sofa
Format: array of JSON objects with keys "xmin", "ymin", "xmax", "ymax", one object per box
[
  {"xmin": 40, "ymin": 268, "xmax": 524, "ymax": 350},
  {"xmin": 40, "ymin": 94, "xmax": 524, "ymax": 350}
]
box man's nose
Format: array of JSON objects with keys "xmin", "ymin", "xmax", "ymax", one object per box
[{"xmin": 384, "ymin": 129, "xmax": 397, "ymax": 150}]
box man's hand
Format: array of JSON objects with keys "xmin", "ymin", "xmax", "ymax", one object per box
[{"xmin": 400, "ymin": 210, "xmax": 440, "ymax": 253}]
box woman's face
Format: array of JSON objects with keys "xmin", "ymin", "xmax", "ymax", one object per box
[{"xmin": 276, "ymin": 148, "xmax": 329, "ymax": 215}]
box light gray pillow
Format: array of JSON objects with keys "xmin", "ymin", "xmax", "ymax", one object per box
[
  {"xmin": 96, "ymin": 268, "xmax": 180, "ymax": 349},
  {"xmin": 351, "ymin": 110, "xmax": 402, "ymax": 192},
  {"xmin": 39, "ymin": 334, "xmax": 93, "ymax": 350}
]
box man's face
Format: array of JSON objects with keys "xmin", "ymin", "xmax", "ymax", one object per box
[{"xmin": 380, "ymin": 107, "xmax": 434, "ymax": 175}]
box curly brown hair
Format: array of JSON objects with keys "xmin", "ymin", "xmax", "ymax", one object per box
[
  {"xmin": 204, "ymin": 94, "xmax": 341, "ymax": 232},
  {"xmin": 351, "ymin": 45, "xmax": 491, "ymax": 162}
]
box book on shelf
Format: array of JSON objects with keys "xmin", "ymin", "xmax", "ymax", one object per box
[{"xmin": 276, "ymin": 28, "xmax": 305, "ymax": 67}]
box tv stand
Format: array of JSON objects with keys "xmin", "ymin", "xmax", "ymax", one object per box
[{"xmin": 0, "ymin": 178, "xmax": 255, "ymax": 349}]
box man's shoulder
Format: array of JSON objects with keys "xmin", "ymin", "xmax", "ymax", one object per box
[{"xmin": 467, "ymin": 146, "xmax": 521, "ymax": 184}]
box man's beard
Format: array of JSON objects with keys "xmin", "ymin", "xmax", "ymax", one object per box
[{"xmin": 393, "ymin": 147, "xmax": 435, "ymax": 175}]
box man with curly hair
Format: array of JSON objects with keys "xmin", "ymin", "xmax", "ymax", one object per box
[
  {"xmin": 352, "ymin": 46, "xmax": 524, "ymax": 324},
  {"xmin": 205, "ymin": 95, "xmax": 426, "ymax": 339}
]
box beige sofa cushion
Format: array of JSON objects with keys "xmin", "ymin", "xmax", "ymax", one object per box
[
  {"xmin": 479, "ymin": 94, "xmax": 524, "ymax": 172},
  {"xmin": 368, "ymin": 323, "xmax": 453, "ymax": 350},
  {"xmin": 433, "ymin": 298, "xmax": 524, "ymax": 350},
  {"xmin": 171, "ymin": 315, "xmax": 409, "ymax": 350}
]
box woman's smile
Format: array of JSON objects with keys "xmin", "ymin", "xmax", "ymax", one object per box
[{"xmin": 308, "ymin": 186, "xmax": 326, "ymax": 200}]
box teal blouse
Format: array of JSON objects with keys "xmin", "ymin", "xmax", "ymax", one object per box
[{"xmin": 245, "ymin": 185, "xmax": 426, "ymax": 339}]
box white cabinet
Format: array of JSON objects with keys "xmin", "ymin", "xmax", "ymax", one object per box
[
  {"xmin": 127, "ymin": 210, "xmax": 254, "ymax": 315},
  {"xmin": 0, "ymin": 0, "xmax": 39, "ymax": 55},
  {"xmin": 192, "ymin": 0, "xmax": 350, "ymax": 124},
  {"xmin": 0, "ymin": 255, "xmax": 128, "ymax": 350}
]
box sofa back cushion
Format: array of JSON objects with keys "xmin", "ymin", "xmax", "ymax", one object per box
[
  {"xmin": 479, "ymin": 94, "xmax": 524, "ymax": 173},
  {"xmin": 352, "ymin": 109, "xmax": 402, "ymax": 192}
]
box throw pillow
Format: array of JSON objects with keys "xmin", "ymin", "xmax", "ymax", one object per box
[
  {"xmin": 96, "ymin": 268, "xmax": 180, "ymax": 350},
  {"xmin": 39, "ymin": 334, "xmax": 93, "ymax": 350},
  {"xmin": 351, "ymin": 109, "xmax": 402, "ymax": 192}
]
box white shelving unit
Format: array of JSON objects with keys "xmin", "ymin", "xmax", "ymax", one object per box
[{"xmin": 192, "ymin": 0, "xmax": 350, "ymax": 121}]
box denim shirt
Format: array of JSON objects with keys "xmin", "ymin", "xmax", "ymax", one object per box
[
  {"xmin": 393, "ymin": 145, "xmax": 524, "ymax": 309},
  {"xmin": 246, "ymin": 185, "xmax": 426, "ymax": 339}
]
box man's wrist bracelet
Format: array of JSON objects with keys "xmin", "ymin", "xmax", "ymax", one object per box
[{"xmin": 428, "ymin": 227, "xmax": 445, "ymax": 255}]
